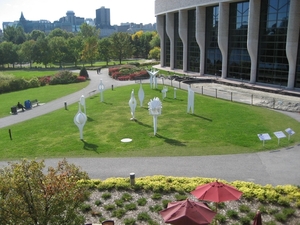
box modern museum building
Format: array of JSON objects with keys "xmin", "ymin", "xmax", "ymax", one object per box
[{"xmin": 155, "ymin": 0, "xmax": 300, "ymax": 89}]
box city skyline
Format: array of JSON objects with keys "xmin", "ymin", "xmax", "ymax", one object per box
[{"xmin": 0, "ymin": 0, "xmax": 156, "ymax": 30}]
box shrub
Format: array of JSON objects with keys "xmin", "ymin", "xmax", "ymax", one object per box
[
  {"xmin": 38, "ymin": 76, "xmax": 51, "ymax": 86},
  {"xmin": 79, "ymin": 67, "xmax": 89, "ymax": 78},
  {"xmin": 77, "ymin": 76, "xmax": 86, "ymax": 82},
  {"xmin": 28, "ymin": 77, "xmax": 40, "ymax": 88},
  {"xmin": 149, "ymin": 204, "xmax": 163, "ymax": 213},
  {"xmin": 121, "ymin": 193, "xmax": 133, "ymax": 201},
  {"xmin": 124, "ymin": 203, "xmax": 137, "ymax": 211},
  {"xmin": 50, "ymin": 70, "xmax": 77, "ymax": 85},
  {"xmin": 239, "ymin": 216, "xmax": 251, "ymax": 225},
  {"xmin": 174, "ymin": 193, "xmax": 187, "ymax": 201},
  {"xmin": 226, "ymin": 209, "xmax": 239, "ymax": 219},
  {"xmin": 101, "ymin": 192, "xmax": 111, "ymax": 200},
  {"xmin": 151, "ymin": 193, "xmax": 162, "ymax": 200},
  {"xmin": 137, "ymin": 197, "xmax": 147, "ymax": 206},
  {"xmin": 80, "ymin": 203, "xmax": 91, "ymax": 213},
  {"xmin": 214, "ymin": 214, "xmax": 227, "ymax": 223},
  {"xmin": 239, "ymin": 204, "xmax": 251, "ymax": 213},
  {"xmin": 114, "ymin": 199, "xmax": 124, "ymax": 207},
  {"xmin": 137, "ymin": 212, "xmax": 151, "ymax": 222},
  {"xmin": 103, "ymin": 204, "xmax": 115, "ymax": 211},
  {"xmin": 162, "ymin": 199, "xmax": 172, "ymax": 208},
  {"xmin": 112, "ymin": 208, "xmax": 126, "ymax": 219},
  {"xmin": 94, "ymin": 200, "xmax": 102, "ymax": 206},
  {"xmin": 123, "ymin": 217, "xmax": 136, "ymax": 225}
]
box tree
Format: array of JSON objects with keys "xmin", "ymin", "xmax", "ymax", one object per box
[
  {"xmin": 131, "ymin": 30, "xmax": 144, "ymax": 58},
  {"xmin": 79, "ymin": 23, "xmax": 100, "ymax": 39},
  {"xmin": 48, "ymin": 28, "xmax": 74, "ymax": 39},
  {"xmin": 29, "ymin": 30, "xmax": 46, "ymax": 41},
  {"xmin": 48, "ymin": 36, "xmax": 68, "ymax": 68},
  {"xmin": 0, "ymin": 41, "xmax": 18, "ymax": 67},
  {"xmin": 139, "ymin": 31, "xmax": 153, "ymax": 59},
  {"xmin": 67, "ymin": 36, "xmax": 83, "ymax": 67},
  {"xmin": 148, "ymin": 46, "xmax": 160, "ymax": 60},
  {"xmin": 32, "ymin": 36, "xmax": 51, "ymax": 68},
  {"xmin": 19, "ymin": 40, "xmax": 36, "ymax": 68},
  {"xmin": 81, "ymin": 36, "xmax": 99, "ymax": 66},
  {"xmin": 150, "ymin": 32, "xmax": 160, "ymax": 48},
  {"xmin": 0, "ymin": 159, "xmax": 89, "ymax": 225},
  {"xmin": 3, "ymin": 26, "xmax": 26, "ymax": 44},
  {"xmin": 98, "ymin": 37, "xmax": 112, "ymax": 65},
  {"xmin": 110, "ymin": 32, "xmax": 133, "ymax": 64}
]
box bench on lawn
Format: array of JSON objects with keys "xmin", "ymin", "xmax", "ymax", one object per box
[
  {"xmin": 10, "ymin": 99, "xmax": 40, "ymax": 114},
  {"xmin": 30, "ymin": 99, "xmax": 39, "ymax": 107}
]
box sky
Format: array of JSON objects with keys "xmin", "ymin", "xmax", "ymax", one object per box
[{"xmin": 0, "ymin": 0, "xmax": 156, "ymax": 30}]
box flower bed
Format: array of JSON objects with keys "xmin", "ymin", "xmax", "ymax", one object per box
[{"xmin": 109, "ymin": 65, "xmax": 149, "ymax": 81}]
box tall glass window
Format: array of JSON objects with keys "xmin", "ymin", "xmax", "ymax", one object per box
[
  {"xmin": 257, "ymin": 0, "xmax": 290, "ymax": 85},
  {"xmin": 205, "ymin": 6, "xmax": 222, "ymax": 76},
  {"xmin": 174, "ymin": 13, "xmax": 183, "ymax": 69},
  {"xmin": 296, "ymin": 32, "xmax": 300, "ymax": 88},
  {"xmin": 188, "ymin": 9, "xmax": 200, "ymax": 72},
  {"xmin": 164, "ymin": 15, "xmax": 170, "ymax": 67},
  {"xmin": 228, "ymin": 1, "xmax": 251, "ymax": 80}
]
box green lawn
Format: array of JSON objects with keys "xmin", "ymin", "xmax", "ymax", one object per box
[
  {"xmin": 1, "ymin": 69, "xmax": 61, "ymax": 79},
  {"xmin": 0, "ymin": 82, "xmax": 89, "ymax": 118},
  {"xmin": 0, "ymin": 83, "xmax": 299, "ymax": 160}
]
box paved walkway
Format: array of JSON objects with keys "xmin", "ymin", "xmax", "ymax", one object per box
[{"xmin": 0, "ymin": 69, "xmax": 299, "ymax": 186}]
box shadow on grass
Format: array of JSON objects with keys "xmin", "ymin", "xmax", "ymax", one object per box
[
  {"xmin": 155, "ymin": 134, "xmax": 186, "ymax": 147},
  {"xmin": 190, "ymin": 113, "xmax": 212, "ymax": 122},
  {"xmin": 87, "ymin": 116, "xmax": 95, "ymax": 122},
  {"xmin": 134, "ymin": 119, "xmax": 152, "ymax": 129},
  {"xmin": 81, "ymin": 140, "xmax": 99, "ymax": 153}
]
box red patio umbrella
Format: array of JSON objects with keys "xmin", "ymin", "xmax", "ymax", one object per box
[
  {"xmin": 160, "ymin": 199, "xmax": 216, "ymax": 225},
  {"xmin": 191, "ymin": 180, "xmax": 243, "ymax": 212},
  {"xmin": 253, "ymin": 210, "xmax": 262, "ymax": 225}
]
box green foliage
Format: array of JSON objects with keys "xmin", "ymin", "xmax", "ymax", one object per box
[
  {"xmin": 151, "ymin": 192, "xmax": 162, "ymax": 200},
  {"xmin": 124, "ymin": 203, "xmax": 137, "ymax": 211},
  {"xmin": 0, "ymin": 159, "xmax": 89, "ymax": 225},
  {"xmin": 94, "ymin": 199, "xmax": 102, "ymax": 206},
  {"xmin": 49, "ymin": 70, "xmax": 78, "ymax": 84},
  {"xmin": 137, "ymin": 197, "xmax": 147, "ymax": 206},
  {"xmin": 277, "ymin": 196, "xmax": 291, "ymax": 207},
  {"xmin": 123, "ymin": 217, "xmax": 136, "ymax": 225},
  {"xmin": 226, "ymin": 209, "xmax": 239, "ymax": 219},
  {"xmin": 80, "ymin": 203, "xmax": 92, "ymax": 212},
  {"xmin": 149, "ymin": 204, "xmax": 163, "ymax": 212},
  {"xmin": 114, "ymin": 199, "xmax": 124, "ymax": 207},
  {"xmin": 214, "ymin": 213, "xmax": 227, "ymax": 223},
  {"xmin": 162, "ymin": 199, "xmax": 172, "ymax": 208},
  {"xmin": 239, "ymin": 216, "xmax": 251, "ymax": 225},
  {"xmin": 112, "ymin": 208, "xmax": 126, "ymax": 219},
  {"xmin": 79, "ymin": 67, "xmax": 89, "ymax": 78},
  {"xmin": 121, "ymin": 193, "xmax": 133, "ymax": 201},
  {"xmin": 101, "ymin": 192, "xmax": 112, "ymax": 200},
  {"xmin": 265, "ymin": 221, "xmax": 276, "ymax": 225},
  {"xmin": 137, "ymin": 212, "xmax": 151, "ymax": 222},
  {"xmin": 239, "ymin": 204, "xmax": 251, "ymax": 213},
  {"xmin": 174, "ymin": 193, "xmax": 187, "ymax": 201},
  {"xmin": 103, "ymin": 203, "xmax": 115, "ymax": 211}
]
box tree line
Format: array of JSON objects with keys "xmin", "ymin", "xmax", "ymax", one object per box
[{"xmin": 0, "ymin": 23, "xmax": 160, "ymax": 68}]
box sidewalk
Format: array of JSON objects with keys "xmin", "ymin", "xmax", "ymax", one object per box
[{"xmin": 0, "ymin": 68, "xmax": 299, "ymax": 186}]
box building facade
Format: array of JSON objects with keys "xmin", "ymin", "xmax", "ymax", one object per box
[
  {"xmin": 155, "ymin": 0, "xmax": 300, "ymax": 89},
  {"xmin": 95, "ymin": 6, "xmax": 111, "ymax": 29}
]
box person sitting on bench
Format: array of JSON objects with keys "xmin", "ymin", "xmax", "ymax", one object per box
[{"xmin": 17, "ymin": 102, "xmax": 25, "ymax": 111}]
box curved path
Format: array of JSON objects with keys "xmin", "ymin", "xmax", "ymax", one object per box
[{"xmin": 0, "ymin": 69, "xmax": 299, "ymax": 186}]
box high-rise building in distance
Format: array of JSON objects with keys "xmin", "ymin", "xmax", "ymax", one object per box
[{"xmin": 95, "ymin": 6, "xmax": 111, "ymax": 29}]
